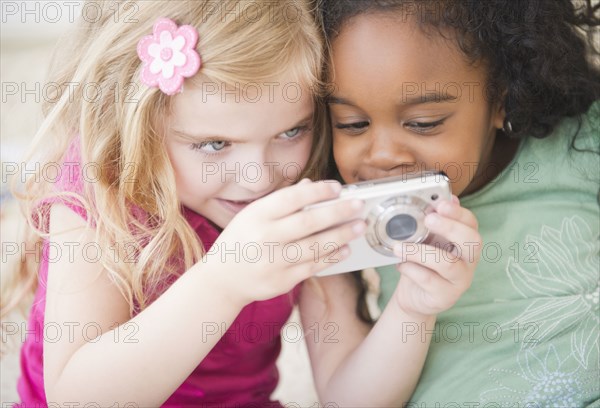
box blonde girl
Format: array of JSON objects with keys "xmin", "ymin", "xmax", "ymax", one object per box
[
  {"xmin": 3, "ymin": 0, "xmax": 476, "ymax": 406},
  {"xmin": 3, "ymin": 1, "xmax": 360, "ymax": 405}
]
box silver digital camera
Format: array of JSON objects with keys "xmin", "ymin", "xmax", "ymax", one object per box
[{"xmin": 309, "ymin": 171, "xmax": 451, "ymax": 276}]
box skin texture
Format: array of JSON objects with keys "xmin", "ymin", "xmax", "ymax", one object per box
[
  {"xmin": 327, "ymin": 13, "xmax": 518, "ymax": 197},
  {"xmin": 165, "ymin": 81, "xmax": 314, "ymax": 228}
]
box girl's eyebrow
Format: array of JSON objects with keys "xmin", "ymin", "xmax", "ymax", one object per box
[
  {"xmin": 170, "ymin": 113, "xmax": 314, "ymax": 143},
  {"xmin": 327, "ymin": 96, "xmax": 354, "ymax": 106},
  {"xmin": 403, "ymin": 94, "xmax": 458, "ymax": 105},
  {"xmin": 327, "ymin": 93, "xmax": 458, "ymax": 106}
]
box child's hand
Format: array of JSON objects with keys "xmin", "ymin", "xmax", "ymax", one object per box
[
  {"xmin": 202, "ymin": 179, "xmax": 366, "ymax": 305},
  {"xmin": 392, "ymin": 196, "xmax": 481, "ymax": 318}
]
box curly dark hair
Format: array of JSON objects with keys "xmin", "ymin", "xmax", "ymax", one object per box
[
  {"xmin": 319, "ymin": 0, "xmax": 600, "ymax": 324},
  {"xmin": 319, "ymin": 0, "xmax": 600, "ymax": 140}
]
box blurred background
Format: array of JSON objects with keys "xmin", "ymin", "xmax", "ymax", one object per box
[{"xmin": 0, "ymin": 0, "xmax": 319, "ymax": 404}]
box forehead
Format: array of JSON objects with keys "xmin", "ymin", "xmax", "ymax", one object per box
[
  {"xmin": 330, "ymin": 13, "xmax": 487, "ymax": 96},
  {"xmin": 168, "ymin": 79, "xmax": 313, "ymax": 138}
]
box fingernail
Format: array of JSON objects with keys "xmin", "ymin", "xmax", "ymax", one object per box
[
  {"xmin": 299, "ymin": 178, "xmax": 311, "ymax": 185},
  {"xmin": 425, "ymin": 213, "xmax": 441, "ymax": 227}
]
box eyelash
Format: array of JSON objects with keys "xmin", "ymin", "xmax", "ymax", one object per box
[
  {"xmin": 190, "ymin": 140, "xmax": 231, "ymax": 156},
  {"xmin": 279, "ymin": 125, "xmax": 310, "ymax": 142},
  {"xmin": 334, "ymin": 118, "xmax": 446, "ymax": 135},
  {"xmin": 334, "ymin": 121, "xmax": 370, "ymax": 136},
  {"xmin": 404, "ymin": 118, "xmax": 446, "ymax": 134},
  {"xmin": 189, "ymin": 125, "xmax": 310, "ymax": 156}
]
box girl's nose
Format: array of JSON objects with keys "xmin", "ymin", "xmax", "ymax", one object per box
[
  {"xmin": 238, "ymin": 153, "xmax": 277, "ymax": 194},
  {"xmin": 361, "ymin": 129, "xmax": 417, "ymax": 178}
]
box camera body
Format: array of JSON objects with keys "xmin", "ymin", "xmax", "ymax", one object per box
[{"xmin": 309, "ymin": 171, "xmax": 452, "ymax": 276}]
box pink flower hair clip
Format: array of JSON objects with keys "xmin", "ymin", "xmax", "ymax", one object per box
[{"xmin": 137, "ymin": 18, "xmax": 201, "ymax": 95}]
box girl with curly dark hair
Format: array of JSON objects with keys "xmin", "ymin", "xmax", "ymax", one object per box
[{"xmin": 306, "ymin": 0, "xmax": 599, "ymax": 405}]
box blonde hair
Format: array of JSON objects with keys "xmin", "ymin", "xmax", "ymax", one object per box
[{"xmin": 1, "ymin": 0, "xmax": 327, "ymax": 325}]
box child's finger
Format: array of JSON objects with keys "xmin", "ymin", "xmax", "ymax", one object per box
[
  {"xmin": 435, "ymin": 200, "xmax": 478, "ymax": 230},
  {"xmin": 251, "ymin": 179, "xmax": 343, "ymax": 219},
  {"xmin": 394, "ymin": 242, "xmax": 452, "ymax": 281},
  {"xmin": 276, "ymin": 198, "xmax": 364, "ymax": 242},
  {"xmin": 287, "ymin": 244, "xmax": 352, "ymax": 282},
  {"xmin": 394, "ymin": 242, "xmax": 472, "ymax": 285},
  {"xmin": 423, "ymin": 214, "xmax": 482, "ymax": 263},
  {"xmin": 396, "ymin": 261, "xmax": 450, "ymax": 298},
  {"xmin": 293, "ymin": 219, "xmax": 366, "ymax": 265}
]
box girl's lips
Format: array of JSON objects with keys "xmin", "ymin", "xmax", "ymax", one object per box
[
  {"xmin": 216, "ymin": 191, "xmax": 272, "ymax": 213},
  {"xmin": 216, "ymin": 197, "xmax": 260, "ymax": 213},
  {"xmin": 217, "ymin": 199, "xmax": 250, "ymax": 213}
]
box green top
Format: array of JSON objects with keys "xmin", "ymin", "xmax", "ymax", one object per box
[{"xmin": 377, "ymin": 101, "xmax": 600, "ymax": 406}]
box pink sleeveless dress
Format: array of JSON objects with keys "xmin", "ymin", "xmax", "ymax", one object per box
[{"xmin": 16, "ymin": 140, "xmax": 299, "ymax": 407}]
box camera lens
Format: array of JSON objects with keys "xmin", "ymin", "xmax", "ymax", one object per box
[{"xmin": 385, "ymin": 214, "xmax": 418, "ymax": 241}]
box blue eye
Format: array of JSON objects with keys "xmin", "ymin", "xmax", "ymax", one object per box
[
  {"xmin": 283, "ymin": 127, "xmax": 301, "ymax": 138},
  {"xmin": 278, "ymin": 126, "xmax": 309, "ymax": 142},
  {"xmin": 191, "ymin": 140, "xmax": 228, "ymax": 154},
  {"xmin": 207, "ymin": 141, "xmax": 227, "ymax": 151}
]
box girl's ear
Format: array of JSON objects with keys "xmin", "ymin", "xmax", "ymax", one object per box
[
  {"xmin": 493, "ymin": 104, "xmax": 506, "ymax": 130},
  {"xmin": 492, "ymin": 93, "xmax": 507, "ymax": 130}
]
